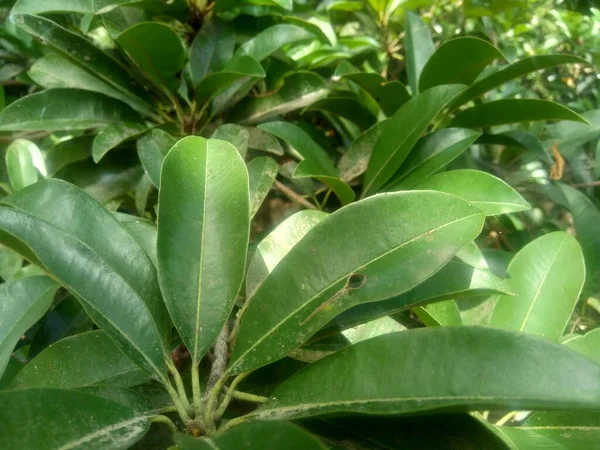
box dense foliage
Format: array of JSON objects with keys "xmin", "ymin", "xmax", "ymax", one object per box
[{"xmin": 0, "ymin": 0, "xmax": 599, "ymax": 448}]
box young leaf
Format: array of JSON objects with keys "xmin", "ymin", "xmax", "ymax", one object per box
[
  {"xmin": 404, "ymin": 12, "xmax": 435, "ymax": 94},
  {"xmin": 230, "ymin": 191, "xmax": 485, "ymax": 374},
  {"xmin": 0, "ymin": 89, "xmax": 140, "ymax": 131},
  {"xmin": 157, "ymin": 137, "xmax": 250, "ymax": 363},
  {"xmin": 258, "ymin": 121, "xmax": 354, "ymax": 204},
  {"xmin": 5, "ymin": 139, "xmax": 45, "ymax": 191},
  {"xmin": 489, "ymin": 232, "xmax": 585, "ymax": 341},
  {"xmin": 0, "ymin": 180, "xmax": 169, "ymax": 380},
  {"xmin": 248, "ymin": 157, "xmax": 278, "ymax": 218},
  {"xmin": 11, "ymin": 330, "xmax": 149, "ymax": 389},
  {"xmin": 246, "ymin": 210, "xmax": 328, "ymax": 298},
  {"xmin": 450, "ymin": 99, "xmax": 587, "ymax": 128},
  {"xmin": 419, "ymin": 37, "xmax": 504, "ymax": 92},
  {"xmin": 190, "ymin": 21, "xmax": 235, "ymax": 88},
  {"xmin": 254, "ymin": 327, "xmax": 600, "ymax": 420},
  {"xmin": 116, "ymin": 22, "xmax": 184, "ymax": 90},
  {"xmin": 0, "ymin": 276, "xmax": 58, "ymax": 378},
  {"xmin": 92, "ymin": 122, "xmax": 147, "ymax": 163},
  {"xmin": 0, "ymin": 388, "xmax": 150, "ymax": 449},
  {"xmin": 413, "ymin": 170, "xmax": 531, "ymax": 216},
  {"xmin": 235, "ymin": 24, "xmax": 315, "ymax": 62},
  {"xmin": 362, "ymin": 84, "xmax": 465, "ymax": 197},
  {"xmin": 136, "ymin": 129, "xmax": 176, "ymax": 188},
  {"xmin": 385, "ymin": 128, "xmax": 481, "ymax": 190},
  {"xmin": 449, "ymin": 54, "xmax": 587, "ymax": 110}
]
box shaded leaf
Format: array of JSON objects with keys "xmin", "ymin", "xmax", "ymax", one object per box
[
  {"xmin": 338, "ymin": 121, "xmax": 386, "ymax": 182},
  {"xmin": 342, "ymin": 73, "xmax": 410, "ymax": 116},
  {"xmin": 136, "ymin": 128, "xmax": 176, "ymax": 188},
  {"xmin": 196, "ymin": 56, "xmax": 265, "ymax": 104},
  {"xmin": 45, "ymin": 136, "xmax": 93, "ymax": 176},
  {"xmin": 248, "ymin": 157, "xmax": 278, "ymax": 218},
  {"xmin": 307, "ymin": 96, "xmax": 377, "ymax": 129},
  {"xmin": 212, "ymin": 124, "xmax": 249, "ymax": 158},
  {"xmin": 190, "ymin": 21, "xmax": 235, "ymax": 88},
  {"xmin": 93, "ymin": 122, "xmax": 147, "ymax": 163}
]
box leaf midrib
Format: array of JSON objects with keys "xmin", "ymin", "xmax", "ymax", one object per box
[{"xmin": 57, "ymin": 415, "xmax": 149, "ymax": 450}]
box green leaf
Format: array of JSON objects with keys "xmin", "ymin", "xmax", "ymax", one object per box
[
  {"xmin": 489, "ymin": 232, "xmax": 585, "ymax": 341},
  {"xmin": 449, "ymin": 54, "xmax": 587, "ymax": 110},
  {"xmin": 196, "ymin": 55, "xmax": 265, "ymax": 104},
  {"xmin": 116, "ymin": 22, "xmax": 184, "ymax": 90},
  {"xmin": 212, "ymin": 124, "xmax": 250, "ymax": 158},
  {"xmin": 157, "ymin": 137, "xmax": 249, "ymax": 363},
  {"xmin": 45, "ymin": 136, "xmax": 93, "ymax": 176},
  {"xmin": 0, "ymin": 388, "xmax": 150, "ymax": 449},
  {"xmin": 92, "ymin": 122, "xmax": 147, "ymax": 163},
  {"xmin": 190, "ymin": 21, "xmax": 235, "ymax": 88},
  {"xmin": 413, "ymin": 170, "xmax": 531, "ymax": 216},
  {"xmin": 230, "ymin": 191, "xmax": 484, "ymax": 373},
  {"xmin": 404, "ymin": 11, "xmax": 435, "ymax": 94},
  {"xmin": 317, "ymin": 0, "xmax": 363, "ymax": 11},
  {"xmin": 235, "ymin": 24, "xmax": 315, "ymax": 62},
  {"xmin": 284, "ymin": 15, "xmax": 337, "ymax": 46},
  {"xmin": 13, "ymin": 14, "xmax": 151, "ymax": 114},
  {"xmin": 342, "ymin": 73, "xmax": 410, "ymax": 116},
  {"xmin": 0, "ymin": 244, "xmax": 24, "ymax": 280},
  {"xmin": 11, "ymin": 330, "xmax": 149, "ymax": 389},
  {"xmin": 0, "ymin": 276, "xmax": 58, "ymax": 378},
  {"xmin": 415, "ymin": 300, "xmax": 462, "ymax": 327},
  {"xmin": 326, "ymin": 261, "xmax": 513, "ymax": 333},
  {"xmin": 308, "ymin": 96, "xmax": 378, "ymax": 129},
  {"xmin": 176, "ymin": 421, "xmax": 327, "ymax": 449},
  {"xmin": 0, "ymin": 89, "xmax": 140, "ymax": 131},
  {"xmin": 362, "ymin": 84, "xmax": 465, "ymax": 197},
  {"xmin": 11, "ymin": 0, "xmax": 144, "ymax": 15},
  {"xmin": 338, "ymin": 121, "xmax": 386, "ymax": 182},
  {"xmin": 493, "ymin": 425, "xmax": 566, "ymax": 449},
  {"xmin": 137, "ymin": 129, "xmax": 176, "ymax": 188},
  {"xmin": 254, "ymin": 327, "xmax": 600, "ymax": 420},
  {"xmin": 450, "ymin": 99, "xmax": 587, "ymax": 128},
  {"xmin": 419, "ymin": 37, "xmax": 504, "ymax": 92},
  {"xmin": 231, "ymin": 72, "xmax": 328, "ymax": 124},
  {"xmin": 246, "ymin": 210, "xmax": 328, "ymax": 299},
  {"xmin": 248, "ymin": 157, "xmax": 278, "ymax": 218},
  {"xmin": 385, "ymin": 128, "xmax": 481, "ymax": 190},
  {"xmin": 257, "ymin": 121, "xmax": 355, "ymax": 205},
  {"xmin": 563, "ymin": 328, "xmax": 600, "ymax": 365},
  {"xmin": 247, "ymin": 126, "xmax": 284, "ymax": 155},
  {"xmin": 545, "ymin": 110, "xmax": 600, "ymax": 157},
  {"xmin": 5, "ymin": 139, "xmax": 45, "ymax": 191},
  {"xmin": 116, "ymin": 213, "xmax": 158, "ymax": 268},
  {"xmin": 0, "ymin": 180, "xmax": 168, "ymax": 380},
  {"xmin": 558, "ymin": 184, "xmax": 600, "ymax": 296},
  {"xmin": 521, "ymin": 411, "xmax": 600, "ymax": 448}
]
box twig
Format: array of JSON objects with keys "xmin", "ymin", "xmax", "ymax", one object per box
[
  {"xmin": 571, "ymin": 180, "xmax": 600, "ymax": 188},
  {"xmin": 203, "ymin": 324, "xmax": 229, "ymax": 400},
  {"xmin": 495, "ymin": 411, "xmax": 517, "ymax": 427},
  {"xmin": 274, "ymin": 180, "xmax": 317, "ymax": 210}
]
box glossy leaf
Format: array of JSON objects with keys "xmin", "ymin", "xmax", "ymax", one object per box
[
  {"xmin": 413, "ymin": 170, "xmax": 531, "ymax": 216},
  {"xmin": 419, "ymin": 37, "xmax": 503, "ymax": 92},
  {"xmin": 254, "ymin": 327, "xmax": 600, "ymax": 420},
  {"xmin": 157, "ymin": 137, "xmax": 249, "ymax": 363},
  {"xmin": 196, "ymin": 56, "xmax": 265, "ymax": 104},
  {"xmin": 415, "ymin": 300, "xmax": 462, "ymax": 327},
  {"xmin": 362, "ymin": 84, "xmax": 465, "ymax": 197},
  {"xmin": 116, "ymin": 22, "xmax": 184, "ymax": 90},
  {"xmin": 0, "ymin": 180, "xmax": 168, "ymax": 380},
  {"xmin": 45, "ymin": 136, "xmax": 93, "ymax": 176},
  {"xmin": 559, "ymin": 184, "xmax": 600, "ymax": 295},
  {"xmin": 404, "ymin": 11, "xmax": 434, "ymax": 94},
  {"xmin": 231, "ymin": 72, "xmax": 328, "ymax": 124},
  {"xmin": 136, "ymin": 129, "xmax": 176, "ymax": 188},
  {"xmin": 450, "ymin": 99, "xmax": 587, "ymax": 128},
  {"xmin": 258, "ymin": 121, "xmax": 355, "ymax": 204},
  {"xmin": 92, "ymin": 122, "xmax": 147, "ymax": 163},
  {"xmin": 0, "ymin": 388, "xmax": 150, "ymax": 449},
  {"xmin": 5, "ymin": 139, "xmax": 45, "ymax": 191},
  {"xmin": 116, "ymin": 214, "xmax": 158, "ymax": 268},
  {"xmin": 342, "ymin": 73, "xmax": 411, "ymax": 116},
  {"xmin": 11, "ymin": 330, "xmax": 149, "ymax": 389},
  {"xmin": 246, "ymin": 210, "xmax": 328, "ymax": 299},
  {"xmin": 285, "ymin": 15, "xmax": 337, "ymax": 46},
  {"xmin": 386, "ymin": 128, "xmax": 481, "ymax": 190},
  {"xmin": 0, "ymin": 276, "xmax": 58, "ymax": 378},
  {"xmin": 248, "ymin": 157, "xmax": 278, "ymax": 218},
  {"xmin": 190, "ymin": 21, "xmax": 235, "ymax": 87},
  {"xmin": 522, "ymin": 411, "xmax": 600, "ymax": 448},
  {"xmin": 563, "ymin": 328, "xmax": 600, "ymax": 365},
  {"xmin": 0, "ymin": 89, "xmax": 140, "ymax": 131},
  {"xmin": 230, "ymin": 191, "xmax": 485, "ymax": 373},
  {"xmin": 235, "ymin": 24, "xmax": 314, "ymax": 62},
  {"xmin": 176, "ymin": 421, "xmax": 326, "ymax": 449},
  {"xmin": 489, "ymin": 232, "xmax": 585, "ymax": 341},
  {"xmin": 449, "ymin": 54, "xmax": 587, "ymax": 109}
]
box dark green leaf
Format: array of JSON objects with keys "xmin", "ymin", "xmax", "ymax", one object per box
[
  {"xmin": 230, "ymin": 191, "xmax": 484, "ymax": 373},
  {"xmin": 157, "ymin": 137, "xmax": 249, "ymax": 363},
  {"xmin": 0, "ymin": 276, "xmax": 58, "ymax": 378},
  {"xmin": 196, "ymin": 56, "xmax": 265, "ymax": 104},
  {"xmin": 308, "ymin": 96, "xmax": 377, "ymax": 129},
  {"xmin": 93, "ymin": 122, "xmax": 147, "ymax": 163},
  {"xmin": 115, "ymin": 213, "xmax": 158, "ymax": 268},
  {"xmin": 362, "ymin": 84, "xmax": 465, "ymax": 196},
  {"xmin": 12, "ymin": 0, "xmax": 144, "ymax": 15},
  {"xmin": 45, "ymin": 136, "xmax": 93, "ymax": 176},
  {"xmin": 0, "ymin": 89, "xmax": 140, "ymax": 131},
  {"xmin": 404, "ymin": 11, "xmax": 435, "ymax": 94},
  {"xmin": 137, "ymin": 129, "xmax": 176, "ymax": 188},
  {"xmin": 0, "ymin": 388, "xmax": 150, "ymax": 449},
  {"xmin": 190, "ymin": 21, "xmax": 235, "ymax": 88},
  {"xmin": 11, "ymin": 330, "xmax": 149, "ymax": 389},
  {"xmin": 255, "ymin": 327, "xmax": 600, "ymax": 420},
  {"xmin": 284, "ymin": 15, "xmax": 337, "ymax": 46},
  {"xmin": 489, "ymin": 232, "xmax": 585, "ymax": 341},
  {"xmin": 450, "ymin": 99, "xmax": 587, "ymax": 128},
  {"xmin": 413, "ymin": 170, "xmax": 530, "ymax": 216},
  {"xmin": 522, "ymin": 411, "xmax": 600, "ymax": 448},
  {"xmin": 342, "ymin": 73, "xmax": 411, "ymax": 116},
  {"xmin": 248, "ymin": 157, "xmax": 278, "ymax": 218}
]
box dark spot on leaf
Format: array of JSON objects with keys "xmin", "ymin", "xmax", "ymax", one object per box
[{"xmin": 347, "ymin": 273, "xmax": 366, "ymax": 289}]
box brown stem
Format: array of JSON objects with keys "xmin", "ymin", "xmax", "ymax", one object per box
[{"xmin": 274, "ymin": 180, "xmax": 318, "ymax": 210}]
